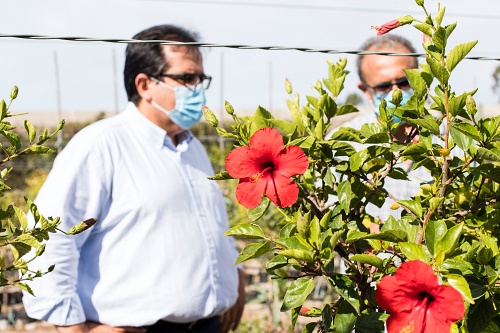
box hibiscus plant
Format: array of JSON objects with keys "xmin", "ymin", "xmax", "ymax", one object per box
[
  {"xmin": 204, "ymin": 1, "xmax": 500, "ymax": 332},
  {"xmin": 0, "ymin": 86, "xmax": 93, "ymax": 310}
]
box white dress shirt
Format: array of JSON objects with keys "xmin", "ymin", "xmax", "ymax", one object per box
[{"xmin": 22, "ymin": 103, "xmax": 239, "ymax": 327}]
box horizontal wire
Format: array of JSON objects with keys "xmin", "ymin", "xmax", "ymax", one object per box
[{"xmin": 0, "ymin": 33, "xmax": 498, "ymax": 61}]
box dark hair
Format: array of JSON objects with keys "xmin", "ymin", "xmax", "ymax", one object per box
[
  {"xmin": 124, "ymin": 25, "xmax": 200, "ymax": 104},
  {"xmin": 356, "ymin": 34, "xmax": 418, "ymax": 84}
]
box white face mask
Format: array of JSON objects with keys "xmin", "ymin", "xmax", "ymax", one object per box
[{"xmin": 150, "ymin": 77, "xmax": 206, "ymax": 129}]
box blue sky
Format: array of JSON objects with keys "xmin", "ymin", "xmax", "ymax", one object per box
[{"xmin": 1, "ymin": 0, "xmax": 499, "ymax": 117}]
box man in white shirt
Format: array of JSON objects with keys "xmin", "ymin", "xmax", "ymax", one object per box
[
  {"xmin": 22, "ymin": 24, "xmax": 245, "ymax": 333},
  {"xmin": 330, "ymin": 34, "xmax": 420, "ymax": 224}
]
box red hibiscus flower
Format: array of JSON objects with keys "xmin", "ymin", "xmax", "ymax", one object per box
[
  {"xmin": 373, "ymin": 15, "xmax": 414, "ymax": 35},
  {"xmin": 225, "ymin": 127, "xmax": 308, "ymax": 208},
  {"xmin": 376, "ymin": 260, "xmax": 465, "ymax": 333}
]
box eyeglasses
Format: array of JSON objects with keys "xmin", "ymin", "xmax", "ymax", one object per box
[
  {"xmin": 366, "ymin": 77, "xmax": 411, "ymax": 95},
  {"xmin": 158, "ymin": 73, "xmax": 212, "ymax": 91}
]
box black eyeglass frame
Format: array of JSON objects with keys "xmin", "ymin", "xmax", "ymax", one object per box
[
  {"xmin": 157, "ymin": 73, "xmax": 212, "ymax": 91},
  {"xmin": 365, "ymin": 77, "xmax": 411, "ymax": 95}
]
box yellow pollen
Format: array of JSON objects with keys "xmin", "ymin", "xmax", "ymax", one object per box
[
  {"xmin": 250, "ymin": 173, "xmax": 261, "ymax": 183},
  {"xmin": 400, "ymin": 321, "xmax": 415, "ymax": 333}
]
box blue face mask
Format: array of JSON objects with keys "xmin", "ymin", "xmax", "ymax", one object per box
[
  {"xmin": 150, "ymin": 78, "xmax": 206, "ymax": 129},
  {"xmin": 372, "ymin": 88, "xmax": 413, "ymax": 122}
]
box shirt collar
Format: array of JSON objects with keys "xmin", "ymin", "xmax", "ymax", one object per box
[{"xmin": 124, "ymin": 102, "xmax": 193, "ymax": 151}]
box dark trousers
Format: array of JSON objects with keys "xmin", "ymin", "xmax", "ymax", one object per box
[{"xmin": 146, "ymin": 316, "xmax": 221, "ymax": 333}]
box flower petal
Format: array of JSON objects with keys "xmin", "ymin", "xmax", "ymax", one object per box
[
  {"xmin": 394, "ymin": 260, "xmax": 439, "ymax": 297},
  {"xmin": 250, "ymin": 127, "xmax": 284, "ymax": 160},
  {"xmin": 225, "ymin": 146, "xmax": 260, "ymax": 178},
  {"xmin": 386, "ymin": 308, "xmax": 425, "ymax": 333},
  {"xmin": 275, "ymin": 145, "xmax": 309, "ymax": 178},
  {"xmin": 376, "ymin": 275, "xmax": 409, "ymax": 313},
  {"xmin": 235, "ymin": 178, "xmax": 267, "ymax": 209},
  {"xmin": 264, "ymin": 173, "xmax": 299, "ymax": 208},
  {"xmin": 426, "ymin": 284, "xmax": 465, "ymax": 325}
]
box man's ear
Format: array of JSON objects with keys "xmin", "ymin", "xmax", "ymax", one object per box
[
  {"xmin": 358, "ymin": 81, "xmax": 373, "ymax": 104},
  {"xmin": 135, "ymin": 73, "xmax": 153, "ymax": 102}
]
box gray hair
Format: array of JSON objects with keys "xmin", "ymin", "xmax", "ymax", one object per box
[{"xmin": 357, "ymin": 34, "xmax": 418, "ymax": 83}]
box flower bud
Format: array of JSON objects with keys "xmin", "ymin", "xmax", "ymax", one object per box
[
  {"xmin": 68, "ymin": 218, "xmax": 97, "ymax": 235},
  {"xmin": 422, "ymin": 33, "xmax": 432, "ymax": 47},
  {"xmin": 0, "ymin": 100, "xmax": 6, "ymax": 119},
  {"xmin": 390, "ymin": 203, "xmax": 400, "ymax": 210},
  {"xmin": 415, "ymin": 0, "xmax": 424, "ymax": 6},
  {"xmin": 36, "ymin": 244, "xmax": 46, "ymax": 256},
  {"xmin": 466, "ymin": 95, "xmax": 477, "ymax": 116},
  {"xmin": 437, "ymin": 148, "xmax": 450, "ymax": 157},
  {"xmin": 296, "ymin": 216, "xmax": 311, "ymax": 239},
  {"xmin": 373, "ymin": 16, "xmax": 414, "ymax": 35},
  {"xmin": 202, "ymin": 105, "xmax": 219, "ymax": 127},
  {"xmin": 391, "ymin": 88, "xmax": 403, "ymax": 106},
  {"xmin": 224, "ymin": 101, "xmax": 235, "ymax": 115},
  {"xmin": 57, "ymin": 119, "xmax": 65, "ymax": 131},
  {"xmin": 10, "ymin": 86, "xmax": 18, "ymax": 100},
  {"xmin": 284, "ymin": 78, "xmax": 293, "ymax": 94}
]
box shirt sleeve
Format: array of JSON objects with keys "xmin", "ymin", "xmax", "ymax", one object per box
[{"xmin": 22, "ymin": 132, "xmax": 111, "ymax": 326}]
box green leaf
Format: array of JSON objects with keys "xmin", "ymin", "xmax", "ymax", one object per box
[
  {"xmin": 396, "ymin": 199, "xmax": 423, "ymax": 218},
  {"xmin": 225, "ymin": 223, "xmax": 265, "ymax": 239},
  {"xmin": 327, "ymin": 275, "xmax": 360, "ymax": 313},
  {"xmin": 268, "ymin": 119, "xmax": 296, "ymax": 135},
  {"xmin": 12, "ymin": 206, "xmax": 28, "ymax": 231},
  {"xmin": 248, "ymin": 197, "xmax": 270, "ymax": 221},
  {"xmin": 14, "ymin": 234, "xmax": 40, "ymax": 248},
  {"xmin": 235, "ymin": 241, "xmax": 272, "ymax": 265},
  {"xmin": 451, "ymin": 120, "xmax": 482, "ymax": 142},
  {"xmin": 330, "ymin": 127, "xmax": 362, "ymax": 143},
  {"xmin": 277, "ymin": 249, "xmax": 314, "ymax": 263},
  {"xmin": 425, "ymin": 219, "xmax": 447, "ymax": 255},
  {"xmin": 349, "ymin": 150, "xmax": 369, "ymax": 172},
  {"xmin": 355, "ymin": 311, "xmax": 388, "ymax": 333},
  {"xmin": 338, "ymin": 180, "xmax": 352, "ymax": 214},
  {"xmin": 302, "ymin": 322, "xmax": 317, "ymax": 333},
  {"xmin": 399, "ymin": 242, "xmax": 429, "ymax": 261},
  {"xmin": 476, "ymin": 147, "xmax": 500, "ymax": 162},
  {"xmin": 401, "ymin": 142, "xmax": 429, "ymax": 156},
  {"xmin": 24, "ymin": 145, "xmax": 55, "ymax": 155},
  {"xmin": 349, "ymin": 254, "xmax": 383, "ymax": 270},
  {"xmin": 15, "ymin": 282, "xmax": 34, "ymax": 296},
  {"xmin": 281, "ymin": 277, "xmax": 315, "ymax": 311},
  {"xmin": 336, "ymin": 104, "xmax": 359, "ymax": 116},
  {"xmin": 266, "ymin": 255, "xmax": 289, "ymax": 271},
  {"xmin": 450, "ymin": 125, "xmax": 473, "ymax": 151},
  {"xmin": 318, "ymin": 94, "xmax": 338, "ymax": 118},
  {"xmin": 404, "ymin": 69, "xmax": 428, "ymax": 96},
  {"xmin": 9, "ymin": 242, "xmax": 32, "ymax": 261},
  {"xmin": 436, "ymin": 223, "xmax": 463, "ymax": 255},
  {"xmin": 446, "ymin": 41, "xmax": 478, "ymax": 72},
  {"xmin": 432, "ymin": 26, "xmax": 447, "ymax": 53},
  {"xmin": 208, "ymin": 171, "xmax": 233, "ymax": 180},
  {"xmin": 413, "ymin": 23, "xmax": 433, "ymax": 38},
  {"xmin": 448, "ymin": 93, "xmax": 467, "ymax": 117},
  {"xmin": 322, "ymin": 304, "xmax": 333, "ymax": 331},
  {"xmin": 348, "ymin": 230, "xmax": 407, "ymax": 243},
  {"xmin": 274, "ymin": 236, "xmax": 311, "ymax": 251},
  {"xmin": 252, "ymin": 106, "xmax": 273, "ymax": 128},
  {"xmin": 408, "ymin": 116, "xmax": 441, "ymax": 135},
  {"xmin": 427, "ymin": 56, "xmax": 450, "ymax": 85},
  {"xmin": 24, "ymin": 120, "xmax": 36, "ymax": 143},
  {"xmin": 334, "ymin": 301, "xmax": 356, "ymax": 333},
  {"xmin": 445, "ymin": 274, "xmax": 474, "ymax": 304}
]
